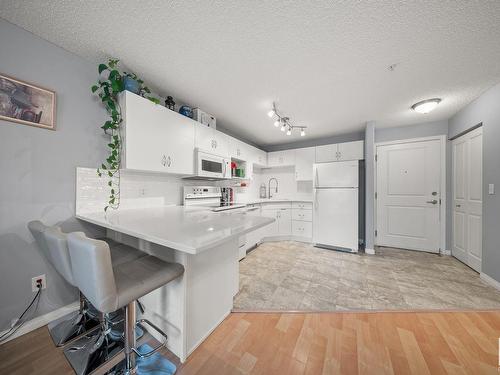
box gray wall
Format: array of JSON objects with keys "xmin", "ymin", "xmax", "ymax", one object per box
[
  {"xmin": 364, "ymin": 122, "xmax": 375, "ymax": 251},
  {"xmin": 449, "ymin": 82, "xmax": 500, "ymax": 281},
  {"xmin": 263, "ymin": 130, "xmax": 364, "ymax": 152},
  {"xmin": 0, "ymin": 19, "xmax": 106, "ymax": 331},
  {"xmin": 375, "ymin": 120, "xmax": 448, "ymax": 143}
]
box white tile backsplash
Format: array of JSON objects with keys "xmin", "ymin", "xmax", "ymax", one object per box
[{"xmin": 76, "ymin": 165, "xmax": 313, "ymax": 214}]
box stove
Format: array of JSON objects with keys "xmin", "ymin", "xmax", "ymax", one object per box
[{"xmin": 183, "ymin": 186, "xmax": 245, "ymax": 211}]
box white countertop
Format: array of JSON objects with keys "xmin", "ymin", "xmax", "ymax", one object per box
[
  {"xmin": 240, "ymin": 198, "xmax": 313, "ymax": 205},
  {"xmin": 76, "ymin": 205, "xmax": 274, "ymax": 255}
]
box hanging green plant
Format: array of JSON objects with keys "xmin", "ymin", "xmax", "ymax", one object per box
[{"xmin": 91, "ymin": 58, "xmax": 159, "ymax": 211}]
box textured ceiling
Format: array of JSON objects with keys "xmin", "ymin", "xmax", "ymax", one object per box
[{"xmin": 2, "ymin": 1, "xmax": 500, "ymax": 147}]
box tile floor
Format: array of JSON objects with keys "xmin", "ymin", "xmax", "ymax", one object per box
[{"xmin": 233, "ymin": 241, "xmax": 500, "ymax": 311}]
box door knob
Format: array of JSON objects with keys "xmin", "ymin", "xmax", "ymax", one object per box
[
  {"xmin": 456, "ymin": 204, "xmax": 461, "ymax": 208},
  {"xmin": 426, "ymin": 200, "xmax": 438, "ymax": 204}
]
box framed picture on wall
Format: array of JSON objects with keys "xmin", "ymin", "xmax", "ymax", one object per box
[{"xmin": 0, "ymin": 73, "xmax": 56, "ymax": 130}]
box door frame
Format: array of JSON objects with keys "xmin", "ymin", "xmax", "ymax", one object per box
[{"xmin": 374, "ymin": 135, "xmax": 447, "ymax": 253}]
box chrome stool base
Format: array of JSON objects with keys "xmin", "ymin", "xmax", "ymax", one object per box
[
  {"xmin": 63, "ymin": 320, "xmax": 144, "ymax": 375},
  {"xmin": 48, "ymin": 310, "xmax": 99, "ymax": 347}
]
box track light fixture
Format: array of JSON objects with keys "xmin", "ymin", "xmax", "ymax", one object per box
[{"xmin": 267, "ymin": 102, "xmax": 307, "ymax": 137}]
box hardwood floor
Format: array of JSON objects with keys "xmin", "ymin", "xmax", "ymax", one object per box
[{"xmin": 1, "ymin": 311, "xmax": 499, "ymax": 374}]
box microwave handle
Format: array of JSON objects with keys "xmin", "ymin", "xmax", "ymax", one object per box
[{"xmin": 223, "ymin": 160, "xmax": 227, "ymax": 177}]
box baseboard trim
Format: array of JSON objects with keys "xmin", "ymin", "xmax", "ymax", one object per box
[
  {"xmin": 365, "ymin": 248, "xmax": 375, "ymax": 255},
  {"xmin": 480, "ymin": 273, "xmax": 500, "ymax": 291},
  {"xmin": 0, "ymin": 302, "xmax": 79, "ymax": 345}
]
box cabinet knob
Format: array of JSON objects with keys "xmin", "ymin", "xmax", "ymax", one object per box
[
  {"xmin": 161, "ymin": 155, "xmax": 167, "ymax": 166},
  {"xmin": 167, "ymin": 156, "xmax": 172, "ymax": 167}
]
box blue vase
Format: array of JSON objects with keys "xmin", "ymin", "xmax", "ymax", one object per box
[
  {"xmin": 123, "ymin": 76, "xmax": 140, "ymax": 94},
  {"xmin": 179, "ymin": 105, "xmax": 193, "ymax": 118}
]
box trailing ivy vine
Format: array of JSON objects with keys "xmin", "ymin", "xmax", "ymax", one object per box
[{"xmin": 91, "ymin": 58, "xmax": 159, "ymax": 211}]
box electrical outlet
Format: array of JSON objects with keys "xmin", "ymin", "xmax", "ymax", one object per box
[{"xmin": 32, "ymin": 274, "xmax": 46, "ymax": 292}]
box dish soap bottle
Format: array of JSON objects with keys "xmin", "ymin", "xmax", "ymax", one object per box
[{"xmin": 259, "ymin": 183, "xmax": 267, "ymax": 199}]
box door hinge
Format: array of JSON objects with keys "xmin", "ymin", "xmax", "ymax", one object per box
[
  {"xmin": 375, "ymin": 154, "xmax": 378, "ymax": 162},
  {"xmin": 375, "ymin": 230, "xmax": 378, "ymax": 237},
  {"xmin": 375, "ymin": 192, "xmax": 377, "ymax": 199}
]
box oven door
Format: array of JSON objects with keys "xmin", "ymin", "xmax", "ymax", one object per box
[{"xmin": 196, "ymin": 150, "xmax": 226, "ymax": 178}]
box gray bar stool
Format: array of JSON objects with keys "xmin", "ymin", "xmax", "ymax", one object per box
[
  {"xmin": 28, "ymin": 221, "xmax": 100, "ymax": 346},
  {"xmin": 67, "ymin": 232, "xmax": 184, "ymax": 375},
  {"xmin": 28, "ymin": 221, "xmax": 146, "ymax": 347}
]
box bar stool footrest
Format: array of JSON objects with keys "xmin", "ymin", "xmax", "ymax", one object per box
[{"xmin": 131, "ymin": 319, "xmax": 167, "ymax": 358}]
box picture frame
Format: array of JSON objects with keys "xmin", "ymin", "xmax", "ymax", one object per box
[{"xmin": 0, "ymin": 73, "xmax": 56, "ymax": 130}]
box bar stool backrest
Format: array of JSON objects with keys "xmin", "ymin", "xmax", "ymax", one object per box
[
  {"xmin": 67, "ymin": 232, "xmax": 118, "ymax": 313},
  {"xmin": 43, "ymin": 227, "xmax": 78, "ymax": 286},
  {"xmin": 28, "ymin": 220, "xmax": 56, "ymax": 268}
]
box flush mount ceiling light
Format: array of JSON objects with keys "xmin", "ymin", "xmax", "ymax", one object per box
[
  {"xmin": 411, "ymin": 98, "xmax": 442, "ymax": 114},
  {"xmin": 267, "ymin": 102, "xmax": 307, "ymax": 137}
]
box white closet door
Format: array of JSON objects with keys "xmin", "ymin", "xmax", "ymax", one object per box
[{"xmin": 452, "ymin": 127, "xmax": 482, "ymax": 272}]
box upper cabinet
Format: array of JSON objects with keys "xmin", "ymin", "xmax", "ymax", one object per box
[
  {"xmin": 253, "ymin": 148, "xmax": 267, "ymax": 167},
  {"xmin": 194, "ymin": 122, "xmax": 230, "ymax": 158},
  {"xmin": 294, "ymin": 147, "xmax": 315, "ymax": 181},
  {"xmin": 121, "ymin": 91, "xmax": 195, "ymax": 175},
  {"xmin": 228, "ymin": 136, "xmax": 250, "ymax": 161},
  {"xmin": 267, "ymin": 150, "xmax": 296, "ymax": 168},
  {"xmin": 315, "ymin": 140, "xmax": 364, "ymax": 163},
  {"xmin": 338, "ymin": 140, "xmax": 364, "ymax": 161}
]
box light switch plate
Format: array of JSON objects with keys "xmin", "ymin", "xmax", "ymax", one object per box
[{"xmin": 488, "ymin": 184, "xmax": 495, "ymax": 195}]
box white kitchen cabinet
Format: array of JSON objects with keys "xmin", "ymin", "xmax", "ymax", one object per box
[
  {"xmin": 261, "ymin": 202, "xmax": 292, "ymax": 237},
  {"xmin": 338, "ymin": 140, "xmax": 364, "ymax": 161},
  {"xmin": 292, "ymin": 202, "xmax": 313, "ymax": 210},
  {"xmin": 228, "ymin": 136, "xmax": 249, "ymax": 161},
  {"xmin": 121, "ymin": 91, "xmax": 195, "ymax": 175},
  {"xmin": 292, "ymin": 209, "xmax": 313, "ymax": 222},
  {"xmin": 292, "ymin": 221, "xmax": 312, "ymax": 238},
  {"xmin": 315, "ymin": 141, "xmax": 364, "ymax": 163},
  {"xmin": 315, "ymin": 144, "xmax": 336, "ymax": 163},
  {"xmin": 253, "ymin": 148, "xmax": 267, "ymax": 167},
  {"xmin": 267, "ymin": 150, "xmax": 295, "ymax": 167},
  {"xmin": 260, "ymin": 208, "xmax": 279, "ymax": 237},
  {"xmin": 277, "ymin": 208, "xmax": 292, "ymax": 235},
  {"xmin": 194, "ymin": 123, "xmax": 230, "ymax": 157},
  {"xmin": 294, "ymin": 147, "xmax": 315, "ymax": 181}
]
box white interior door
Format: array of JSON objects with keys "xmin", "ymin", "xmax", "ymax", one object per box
[
  {"xmin": 452, "ymin": 127, "xmax": 482, "ymax": 272},
  {"xmin": 376, "ymin": 139, "xmax": 442, "ymax": 252}
]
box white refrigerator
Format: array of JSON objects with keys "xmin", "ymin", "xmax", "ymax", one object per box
[{"xmin": 313, "ymin": 160, "xmax": 359, "ymax": 253}]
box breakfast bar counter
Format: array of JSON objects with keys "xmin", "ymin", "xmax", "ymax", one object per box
[{"xmin": 77, "ymin": 205, "xmax": 273, "ymax": 362}]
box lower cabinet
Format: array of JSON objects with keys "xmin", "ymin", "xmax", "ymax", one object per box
[
  {"xmin": 240, "ymin": 201, "xmax": 313, "ymax": 260},
  {"xmin": 292, "ymin": 220, "xmax": 312, "ymax": 238}
]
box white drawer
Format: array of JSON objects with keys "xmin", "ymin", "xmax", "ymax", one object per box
[
  {"xmin": 292, "ymin": 220, "xmax": 312, "ymax": 238},
  {"xmin": 261, "ymin": 202, "xmax": 292, "ymax": 210},
  {"xmin": 292, "ymin": 209, "xmax": 312, "ymax": 222},
  {"xmin": 292, "ymin": 202, "xmax": 312, "ymax": 210}
]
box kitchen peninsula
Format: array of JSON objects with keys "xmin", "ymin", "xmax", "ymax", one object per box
[{"xmin": 75, "ymin": 169, "xmax": 274, "ymax": 362}]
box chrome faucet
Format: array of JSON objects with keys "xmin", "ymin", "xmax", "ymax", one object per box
[{"xmin": 268, "ymin": 178, "xmax": 278, "ymax": 199}]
